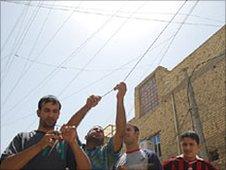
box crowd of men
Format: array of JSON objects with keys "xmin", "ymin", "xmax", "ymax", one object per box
[{"xmin": 0, "ymin": 82, "xmax": 218, "ymax": 170}]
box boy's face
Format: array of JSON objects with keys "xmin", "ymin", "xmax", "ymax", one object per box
[{"xmin": 181, "ymin": 137, "xmax": 200, "ymax": 159}]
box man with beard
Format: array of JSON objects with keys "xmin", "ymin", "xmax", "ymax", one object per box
[
  {"xmin": 66, "ymin": 82, "xmax": 127, "ymax": 170},
  {"xmin": 0, "ymin": 95, "xmax": 92, "ymax": 170}
]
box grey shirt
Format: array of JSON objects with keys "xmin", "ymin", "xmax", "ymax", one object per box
[
  {"xmin": 116, "ymin": 149, "xmax": 162, "ymax": 170},
  {"xmin": 0, "ymin": 131, "xmax": 76, "ymax": 170},
  {"xmin": 116, "ymin": 149, "xmax": 149, "ymax": 170}
]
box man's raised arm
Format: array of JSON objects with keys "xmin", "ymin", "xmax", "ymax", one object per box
[
  {"xmin": 66, "ymin": 95, "xmax": 101, "ymax": 127},
  {"xmin": 113, "ymin": 82, "xmax": 127, "ymax": 152}
]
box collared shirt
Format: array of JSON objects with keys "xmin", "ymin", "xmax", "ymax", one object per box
[
  {"xmin": 163, "ymin": 154, "xmax": 218, "ymax": 170},
  {"xmin": 82, "ymin": 137, "xmax": 121, "ymax": 170}
]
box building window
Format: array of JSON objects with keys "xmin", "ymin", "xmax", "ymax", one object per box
[
  {"xmin": 140, "ymin": 76, "xmax": 159, "ymax": 116},
  {"xmin": 150, "ymin": 134, "xmax": 161, "ymax": 157}
]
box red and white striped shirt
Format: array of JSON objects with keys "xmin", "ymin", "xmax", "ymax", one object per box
[{"xmin": 163, "ymin": 155, "xmax": 218, "ymax": 170}]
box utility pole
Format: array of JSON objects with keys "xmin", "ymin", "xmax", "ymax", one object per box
[
  {"xmin": 171, "ymin": 92, "xmax": 181, "ymax": 154},
  {"xmin": 182, "ymin": 68, "xmax": 209, "ymax": 159}
]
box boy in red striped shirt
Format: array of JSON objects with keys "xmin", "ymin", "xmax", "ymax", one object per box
[{"xmin": 163, "ymin": 131, "xmax": 218, "ymax": 170}]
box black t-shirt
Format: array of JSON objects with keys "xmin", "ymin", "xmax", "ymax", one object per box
[{"xmin": 0, "ymin": 130, "xmax": 76, "ymax": 170}]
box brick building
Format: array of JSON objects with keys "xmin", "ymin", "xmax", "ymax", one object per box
[{"xmin": 129, "ymin": 25, "xmax": 225, "ymax": 169}]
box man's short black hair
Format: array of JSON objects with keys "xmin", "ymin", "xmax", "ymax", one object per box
[
  {"xmin": 38, "ymin": 95, "xmax": 61, "ymax": 110},
  {"xmin": 128, "ymin": 123, "xmax": 139, "ymax": 132},
  {"xmin": 180, "ymin": 131, "xmax": 200, "ymax": 144}
]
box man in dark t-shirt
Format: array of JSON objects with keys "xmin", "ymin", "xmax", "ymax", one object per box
[
  {"xmin": 0, "ymin": 95, "xmax": 93, "ymax": 170},
  {"xmin": 1, "ymin": 130, "xmax": 77, "ymax": 170}
]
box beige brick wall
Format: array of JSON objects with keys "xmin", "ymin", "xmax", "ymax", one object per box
[{"xmin": 130, "ymin": 25, "xmax": 225, "ymax": 169}]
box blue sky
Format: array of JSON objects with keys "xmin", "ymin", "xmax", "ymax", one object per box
[{"xmin": 1, "ymin": 1, "xmax": 225, "ymax": 153}]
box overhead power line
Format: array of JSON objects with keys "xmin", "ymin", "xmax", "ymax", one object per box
[
  {"xmin": 3, "ymin": 0, "xmax": 221, "ymax": 27},
  {"xmin": 122, "ymin": 1, "xmax": 189, "ymax": 82},
  {"xmin": 3, "ymin": 5, "xmax": 125, "ymax": 116},
  {"xmin": 1, "ymin": 1, "xmax": 30, "ymax": 52},
  {"xmin": 57, "ymin": 3, "xmax": 146, "ymax": 97},
  {"xmin": 1, "ymin": 36, "xmax": 173, "ymax": 125},
  {"xmin": 61, "ymin": 34, "xmax": 177, "ymax": 100},
  {"xmin": 2, "ymin": 1, "xmax": 56, "ymax": 106},
  {"xmin": 156, "ymin": 0, "xmax": 199, "ymax": 66},
  {"xmin": 1, "ymin": 0, "xmax": 32, "ymax": 79},
  {"xmin": 101, "ymin": 0, "xmax": 188, "ymax": 97},
  {"xmin": 2, "ymin": 32, "xmax": 175, "ymax": 71},
  {"xmin": 2, "ymin": 1, "xmax": 42, "ymax": 83}
]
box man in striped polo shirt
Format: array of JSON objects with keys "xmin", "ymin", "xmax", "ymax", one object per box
[{"xmin": 163, "ymin": 131, "xmax": 218, "ymax": 170}]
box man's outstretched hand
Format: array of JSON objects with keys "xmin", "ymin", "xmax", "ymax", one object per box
[
  {"xmin": 114, "ymin": 82, "xmax": 127, "ymax": 100},
  {"xmin": 85, "ymin": 95, "xmax": 101, "ymax": 108}
]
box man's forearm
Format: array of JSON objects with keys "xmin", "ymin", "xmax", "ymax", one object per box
[
  {"xmin": 69, "ymin": 142, "xmax": 91, "ymax": 170},
  {"xmin": 66, "ymin": 105, "xmax": 91, "ymax": 127},
  {"xmin": 113, "ymin": 97, "xmax": 126, "ymax": 152},
  {"xmin": 116, "ymin": 98, "xmax": 126, "ymax": 137},
  {"xmin": 0, "ymin": 143, "xmax": 43, "ymax": 170}
]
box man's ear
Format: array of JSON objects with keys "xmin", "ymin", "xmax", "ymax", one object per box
[
  {"xmin": 37, "ymin": 110, "xmax": 40, "ymax": 117},
  {"xmin": 135, "ymin": 131, "xmax": 140, "ymax": 137}
]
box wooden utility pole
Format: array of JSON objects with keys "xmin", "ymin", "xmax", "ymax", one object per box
[
  {"xmin": 183, "ymin": 68, "xmax": 209, "ymax": 159},
  {"xmin": 171, "ymin": 92, "xmax": 181, "ymax": 154}
]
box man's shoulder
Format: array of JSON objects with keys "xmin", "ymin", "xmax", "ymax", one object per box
[
  {"xmin": 16, "ymin": 131, "xmax": 38, "ymax": 138},
  {"xmin": 18, "ymin": 131, "xmax": 36, "ymax": 135},
  {"xmin": 196, "ymin": 157, "xmax": 217, "ymax": 169},
  {"xmin": 10, "ymin": 131, "xmax": 32, "ymax": 140},
  {"xmin": 194, "ymin": 156, "xmax": 217, "ymax": 169},
  {"xmin": 10, "ymin": 131, "xmax": 44, "ymax": 145}
]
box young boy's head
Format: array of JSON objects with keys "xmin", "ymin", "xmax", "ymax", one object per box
[{"xmin": 180, "ymin": 131, "xmax": 200, "ymax": 160}]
